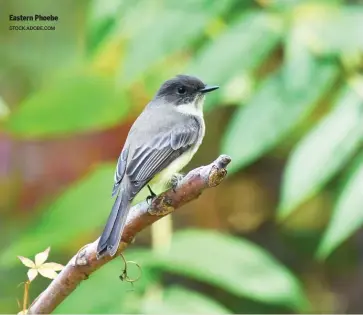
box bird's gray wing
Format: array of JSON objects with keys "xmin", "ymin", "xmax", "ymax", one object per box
[
  {"xmin": 126, "ymin": 118, "xmax": 200, "ymax": 195},
  {"xmin": 112, "ymin": 147, "xmax": 129, "ymax": 196}
]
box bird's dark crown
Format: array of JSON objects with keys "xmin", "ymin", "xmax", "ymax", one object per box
[{"xmin": 155, "ymin": 74, "xmax": 206, "ymax": 100}]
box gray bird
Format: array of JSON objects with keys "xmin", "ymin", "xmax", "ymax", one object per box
[{"xmin": 97, "ymin": 74, "xmax": 219, "ymax": 258}]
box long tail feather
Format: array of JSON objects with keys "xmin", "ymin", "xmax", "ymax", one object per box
[{"xmin": 97, "ymin": 183, "xmax": 131, "ymax": 258}]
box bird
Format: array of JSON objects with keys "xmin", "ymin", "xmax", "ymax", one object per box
[{"xmin": 97, "ymin": 74, "xmax": 219, "ymax": 258}]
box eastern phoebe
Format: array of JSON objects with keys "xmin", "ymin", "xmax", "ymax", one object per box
[{"xmin": 97, "ymin": 75, "xmax": 219, "ymax": 258}]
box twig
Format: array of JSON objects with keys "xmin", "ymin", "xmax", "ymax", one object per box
[
  {"xmin": 27, "ymin": 155, "xmax": 231, "ymax": 314},
  {"xmin": 23, "ymin": 281, "xmax": 30, "ymax": 313}
]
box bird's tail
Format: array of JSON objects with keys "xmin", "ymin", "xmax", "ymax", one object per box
[{"xmin": 97, "ymin": 182, "xmax": 131, "ymax": 258}]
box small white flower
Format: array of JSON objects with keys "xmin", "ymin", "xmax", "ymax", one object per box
[{"xmin": 18, "ymin": 247, "xmax": 64, "ymax": 282}]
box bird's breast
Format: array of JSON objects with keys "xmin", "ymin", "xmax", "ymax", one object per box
[
  {"xmin": 151, "ymin": 145, "xmax": 198, "ymax": 187},
  {"xmin": 151, "ymin": 120, "xmax": 205, "ymax": 188}
]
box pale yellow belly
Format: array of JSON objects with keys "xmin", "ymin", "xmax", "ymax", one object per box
[
  {"xmin": 132, "ymin": 148, "xmax": 197, "ymax": 204},
  {"xmin": 151, "ymin": 148, "xmax": 195, "ymax": 186}
]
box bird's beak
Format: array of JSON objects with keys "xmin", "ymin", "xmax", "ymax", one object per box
[{"xmin": 200, "ymin": 85, "xmax": 219, "ymax": 94}]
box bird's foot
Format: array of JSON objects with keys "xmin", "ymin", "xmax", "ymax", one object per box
[
  {"xmin": 146, "ymin": 185, "xmax": 157, "ymax": 205},
  {"xmin": 171, "ymin": 173, "xmax": 184, "ymax": 193}
]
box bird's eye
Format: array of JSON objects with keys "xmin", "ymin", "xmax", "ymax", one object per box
[{"xmin": 177, "ymin": 86, "xmax": 186, "ymax": 95}]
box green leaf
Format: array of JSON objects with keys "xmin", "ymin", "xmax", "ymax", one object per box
[
  {"xmin": 130, "ymin": 229, "xmax": 308, "ymax": 311},
  {"xmin": 164, "ymin": 0, "xmax": 235, "ymax": 13},
  {"xmin": 120, "ymin": 11, "xmax": 205, "ymax": 84},
  {"xmin": 119, "ymin": 0, "xmax": 235, "ymax": 84},
  {"xmin": 0, "ymin": 164, "xmax": 114, "ymax": 266},
  {"xmin": 221, "ymin": 62, "xmax": 338, "ymax": 174},
  {"xmin": 189, "ymin": 11, "xmax": 283, "ymax": 108},
  {"xmin": 278, "ymin": 86, "xmax": 363, "ymax": 219},
  {"xmin": 86, "ymin": 0, "xmax": 126, "ymax": 54},
  {"xmin": 302, "ymin": 6, "xmax": 363, "ymax": 56},
  {"xmin": 142, "ymin": 286, "xmax": 231, "ymax": 314},
  {"xmin": 5, "ymin": 75, "xmax": 128, "ymax": 138},
  {"xmin": 263, "ymin": 0, "xmax": 342, "ymax": 11},
  {"xmin": 317, "ymin": 152, "xmax": 363, "ymax": 260},
  {"xmin": 261, "ymin": 0, "xmax": 305, "ymax": 10},
  {"xmin": 0, "ymin": 96, "xmax": 10, "ymax": 120},
  {"xmin": 283, "ymin": 20, "xmax": 317, "ymax": 94}
]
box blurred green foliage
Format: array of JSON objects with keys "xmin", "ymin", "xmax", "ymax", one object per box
[
  {"xmin": 279, "ymin": 85, "xmax": 363, "ymax": 219},
  {"xmin": 0, "ymin": 164, "xmax": 115, "ymax": 265},
  {"xmin": 55, "ymin": 230, "xmax": 308, "ymax": 313},
  {"xmin": 1, "ymin": 0, "xmax": 363, "ymax": 313},
  {"xmin": 317, "ymin": 152, "xmax": 363, "ymax": 259},
  {"xmin": 6, "ymin": 75, "xmax": 129, "ymax": 138}
]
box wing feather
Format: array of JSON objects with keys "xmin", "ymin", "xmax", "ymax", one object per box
[
  {"xmin": 112, "ymin": 147, "xmax": 129, "ymax": 196},
  {"xmin": 126, "ymin": 119, "xmax": 199, "ymax": 184}
]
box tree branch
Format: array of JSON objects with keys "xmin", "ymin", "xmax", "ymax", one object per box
[{"xmin": 27, "ymin": 155, "xmax": 231, "ymax": 314}]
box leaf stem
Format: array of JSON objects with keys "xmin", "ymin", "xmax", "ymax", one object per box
[{"xmin": 23, "ymin": 281, "xmax": 30, "ymax": 313}]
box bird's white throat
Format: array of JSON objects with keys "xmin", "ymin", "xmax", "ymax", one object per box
[{"xmin": 176, "ymin": 95, "xmax": 205, "ymax": 117}]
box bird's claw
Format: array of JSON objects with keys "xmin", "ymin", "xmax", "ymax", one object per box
[
  {"xmin": 146, "ymin": 185, "xmax": 157, "ymax": 205},
  {"xmin": 146, "ymin": 195, "xmax": 155, "ymax": 205}
]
